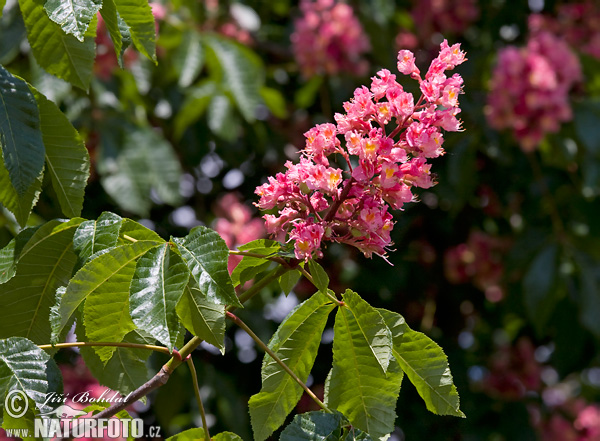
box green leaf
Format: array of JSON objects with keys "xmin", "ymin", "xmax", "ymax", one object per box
[
  {"xmin": 173, "ymin": 226, "xmax": 241, "ymax": 308},
  {"xmin": 231, "ymin": 239, "xmax": 280, "ymax": 287},
  {"xmin": 100, "ymin": 126, "xmax": 182, "ymax": 215},
  {"xmin": 167, "ymin": 428, "xmax": 207, "ymax": 441},
  {"xmin": 279, "ymin": 269, "xmax": 301, "ymax": 296},
  {"xmin": 82, "ymin": 241, "xmax": 141, "ymax": 362},
  {"xmin": 341, "ymin": 428, "xmax": 374, "ymax": 441},
  {"xmin": 43, "ymin": 0, "xmax": 101, "ymax": 42},
  {"xmin": 118, "ymin": 218, "xmax": 163, "ymax": 243},
  {"xmin": 78, "ymin": 326, "xmax": 151, "ymax": 397},
  {"xmin": 0, "ymin": 65, "xmax": 45, "ymax": 196},
  {"xmin": 32, "ymin": 88, "xmax": 89, "ymax": 217},
  {"xmin": 205, "ymin": 35, "xmax": 263, "ymax": 122},
  {"xmin": 0, "ymin": 157, "xmax": 42, "ymax": 227},
  {"xmin": 207, "ymin": 93, "xmax": 237, "ymax": 141},
  {"xmin": 523, "ymin": 243, "xmax": 559, "ymax": 335},
  {"xmin": 174, "ymin": 80, "xmax": 217, "ymax": 139},
  {"xmin": 213, "ymin": 432, "xmax": 244, "ymax": 441},
  {"xmin": 378, "ymin": 308, "xmax": 464, "ymax": 418},
  {"xmin": 58, "ymin": 240, "xmax": 160, "ymax": 336},
  {"xmin": 73, "ymin": 211, "xmax": 124, "ymax": 265},
  {"xmin": 280, "ymin": 411, "xmax": 345, "ymax": 441},
  {"xmin": 99, "ymin": 0, "xmax": 123, "ymax": 60},
  {"xmin": 308, "ymin": 260, "xmax": 329, "ymax": 294},
  {"xmin": 0, "ymin": 0, "xmax": 6, "ymax": 18},
  {"xmin": 325, "ymin": 290, "xmax": 399, "ymax": 439},
  {"xmin": 0, "ymin": 153, "xmax": 42, "ymax": 227},
  {"xmin": 249, "ymin": 292, "xmax": 336, "ymax": 441},
  {"xmin": 0, "ymin": 337, "xmax": 51, "ymax": 418},
  {"xmin": 294, "ymin": 75, "xmax": 323, "ymax": 109},
  {"xmin": 176, "ymin": 282, "xmax": 225, "ymax": 351},
  {"xmin": 130, "ymin": 243, "xmax": 190, "ymax": 351},
  {"xmin": 0, "ymin": 218, "xmax": 83, "ymax": 343},
  {"xmin": 113, "ymin": 0, "xmax": 155, "ymax": 62},
  {"xmin": 174, "ymin": 29, "xmax": 203, "ymax": 88},
  {"xmin": 260, "ymin": 86, "xmax": 288, "ymax": 119},
  {"xmin": 0, "ymin": 226, "xmax": 39, "ymax": 283},
  {"xmin": 19, "ymin": 0, "xmax": 97, "ymax": 89}
]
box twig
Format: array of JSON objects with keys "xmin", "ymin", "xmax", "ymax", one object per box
[
  {"xmin": 38, "ymin": 341, "xmax": 171, "ymax": 356},
  {"xmin": 225, "ymin": 311, "xmax": 331, "ymax": 413},
  {"xmin": 187, "ymin": 357, "xmax": 211, "ymax": 440}
]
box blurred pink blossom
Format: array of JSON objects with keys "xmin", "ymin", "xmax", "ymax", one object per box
[
  {"xmin": 291, "ymin": 0, "xmax": 370, "ymax": 77},
  {"xmin": 485, "ymin": 31, "xmax": 582, "ymax": 151}
]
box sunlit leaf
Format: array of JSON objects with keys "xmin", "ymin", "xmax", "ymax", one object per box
[
  {"xmin": 32, "ymin": 88, "xmax": 89, "ymax": 218},
  {"xmin": 130, "ymin": 243, "xmax": 190, "ymax": 351},
  {"xmin": 0, "ymin": 218, "xmax": 83, "ymax": 343},
  {"xmin": 249, "ymin": 292, "xmax": 336, "ymax": 441},
  {"xmin": 325, "ymin": 290, "xmax": 399, "ymax": 439},
  {"xmin": 58, "ymin": 240, "xmax": 160, "ymax": 336},
  {"xmin": 113, "ymin": 0, "xmax": 155, "ymax": 62},
  {"xmin": 174, "ymin": 226, "xmax": 241, "ymax": 308},
  {"xmin": 279, "ymin": 411, "xmax": 344, "ymax": 441},
  {"xmin": 176, "ymin": 282, "xmax": 225, "ymax": 352},
  {"xmin": 19, "ymin": 0, "xmax": 97, "ymax": 89},
  {"xmin": 43, "ymin": 0, "xmax": 101, "ymax": 42},
  {"xmin": 174, "ymin": 29, "xmax": 203, "ymax": 88},
  {"xmin": 379, "ymin": 308, "xmax": 465, "ymax": 418}
]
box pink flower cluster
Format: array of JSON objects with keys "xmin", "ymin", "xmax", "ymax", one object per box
[
  {"xmin": 291, "ymin": 0, "xmax": 370, "ymax": 77},
  {"xmin": 256, "ymin": 41, "xmax": 466, "ymax": 261},
  {"xmin": 529, "ymin": 3, "xmax": 600, "ymax": 60},
  {"xmin": 485, "ymin": 31, "xmax": 582, "ymax": 151},
  {"xmin": 533, "ymin": 399, "xmax": 600, "ymax": 441}
]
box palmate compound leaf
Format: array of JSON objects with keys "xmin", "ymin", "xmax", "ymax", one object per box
[
  {"xmin": 279, "ymin": 411, "xmax": 345, "ymax": 441},
  {"xmin": 18, "ymin": 0, "xmax": 97, "ymax": 90},
  {"xmin": 248, "ymin": 292, "xmax": 336, "ymax": 441},
  {"xmin": 173, "ymin": 226, "xmax": 241, "ymax": 308},
  {"xmin": 58, "ymin": 240, "xmax": 163, "ymax": 346},
  {"xmin": 43, "ymin": 0, "xmax": 101, "ymax": 42},
  {"xmin": 0, "ymin": 65, "xmax": 45, "ymax": 197},
  {"xmin": 378, "ymin": 308, "xmax": 465, "ymax": 418},
  {"xmin": 176, "ymin": 281, "xmax": 225, "ymax": 352},
  {"xmin": 0, "ymin": 337, "xmax": 54, "ymax": 424},
  {"xmin": 130, "ymin": 243, "xmax": 190, "ymax": 352},
  {"xmin": 0, "ymin": 218, "xmax": 83, "ymax": 343},
  {"xmin": 32, "ymin": 88, "xmax": 90, "ymax": 218},
  {"xmin": 325, "ymin": 290, "xmax": 400, "ymax": 440}
]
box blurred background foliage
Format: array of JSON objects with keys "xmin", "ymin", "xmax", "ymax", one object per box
[{"xmin": 1, "ymin": 0, "xmax": 600, "ymax": 439}]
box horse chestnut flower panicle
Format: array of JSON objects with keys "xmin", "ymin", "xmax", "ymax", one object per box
[{"xmin": 256, "ymin": 41, "xmax": 467, "ymax": 261}]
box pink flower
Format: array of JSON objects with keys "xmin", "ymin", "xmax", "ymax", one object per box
[
  {"xmin": 291, "ymin": 0, "xmax": 370, "ymax": 77},
  {"xmin": 486, "ymin": 31, "xmax": 581, "ymax": 151},
  {"xmin": 256, "ymin": 41, "xmax": 466, "ymax": 261}
]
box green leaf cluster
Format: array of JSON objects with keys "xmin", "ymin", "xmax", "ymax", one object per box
[
  {"xmin": 0, "ymin": 66, "xmax": 89, "ymax": 226},
  {"xmin": 249, "ymin": 287, "xmax": 464, "ymax": 441},
  {"xmin": 0, "ymin": 215, "xmax": 235, "ymax": 406}
]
